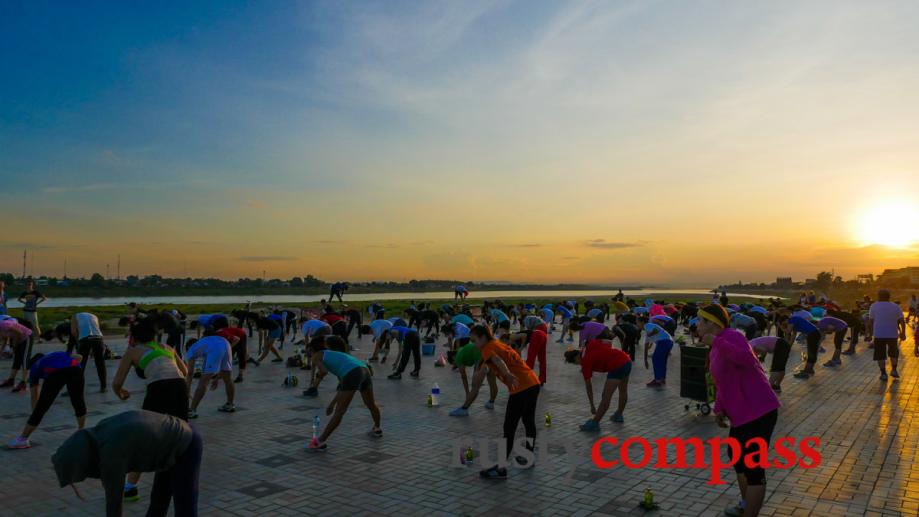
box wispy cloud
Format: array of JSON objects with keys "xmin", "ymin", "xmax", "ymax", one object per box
[
  {"xmin": 586, "ymin": 239, "xmax": 643, "ymax": 250},
  {"xmin": 43, "ymin": 183, "xmax": 117, "ymax": 194},
  {"xmin": 506, "ymin": 243, "xmax": 542, "ymax": 248},
  {"xmin": 238, "ymin": 256, "xmax": 297, "ymax": 262}
]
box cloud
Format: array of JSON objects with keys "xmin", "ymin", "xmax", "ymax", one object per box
[
  {"xmin": 313, "ymin": 240, "xmax": 345, "ymax": 245},
  {"xmin": 43, "ymin": 183, "xmax": 117, "ymax": 194},
  {"xmin": 506, "ymin": 243, "xmax": 542, "ymax": 248},
  {"xmin": 365, "ymin": 243, "xmax": 401, "ymax": 249},
  {"xmin": 585, "ymin": 239, "xmax": 643, "ymax": 250},
  {"xmin": 238, "ymin": 256, "xmax": 297, "ymax": 262}
]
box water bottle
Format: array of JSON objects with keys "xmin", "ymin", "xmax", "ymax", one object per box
[
  {"xmin": 544, "ymin": 412, "xmax": 552, "ymax": 427},
  {"xmin": 464, "ymin": 447, "xmax": 474, "ymax": 465},
  {"xmin": 643, "ymin": 489, "xmax": 654, "ymax": 509},
  {"xmin": 312, "ymin": 415, "xmax": 320, "ymax": 440},
  {"xmin": 431, "ymin": 383, "xmax": 440, "ymax": 407}
]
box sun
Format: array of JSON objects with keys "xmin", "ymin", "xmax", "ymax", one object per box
[{"xmin": 854, "ymin": 201, "xmax": 919, "ymax": 248}]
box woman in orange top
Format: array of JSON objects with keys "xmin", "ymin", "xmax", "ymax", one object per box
[{"xmin": 455, "ymin": 325, "xmax": 541, "ymax": 480}]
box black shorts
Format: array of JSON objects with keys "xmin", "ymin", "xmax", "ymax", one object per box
[
  {"xmin": 728, "ymin": 409, "xmax": 778, "ymax": 486},
  {"xmin": 339, "ymin": 367, "xmax": 372, "ymax": 392},
  {"xmin": 873, "ymin": 338, "xmax": 900, "ymax": 361},
  {"xmin": 143, "ymin": 378, "xmax": 190, "ymax": 420}
]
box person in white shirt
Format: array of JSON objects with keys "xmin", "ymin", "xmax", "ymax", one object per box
[
  {"xmin": 868, "ymin": 290, "xmax": 907, "ymax": 381},
  {"xmin": 71, "ymin": 312, "xmax": 107, "ymax": 392}
]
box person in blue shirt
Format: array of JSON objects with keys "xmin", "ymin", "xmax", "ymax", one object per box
[
  {"xmin": 306, "ymin": 341, "xmax": 381, "ymax": 451},
  {"xmin": 783, "ymin": 315, "xmax": 821, "ymax": 379},
  {"xmin": 643, "ymin": 323, "xmax": 673, "ymax": 388},
  {"xmin": 555, "ymin": 304, "xmax": 574, "ymax": 344},
  {"xmin": 7, "ymin": 351, "xmax": 86, "ymax": 449},
  {"xmin": 387, "ymin": 326, "xmax": 421, "ymax": 380}
]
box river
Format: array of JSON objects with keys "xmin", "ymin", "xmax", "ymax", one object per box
[{"xmin": 4, "ymin": 289, "xmax": 776, "ymax": 308}]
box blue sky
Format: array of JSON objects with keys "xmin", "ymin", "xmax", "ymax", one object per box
[{"xmin": 1, "ymin": 1, "xmax": 917, "ymax": 283}]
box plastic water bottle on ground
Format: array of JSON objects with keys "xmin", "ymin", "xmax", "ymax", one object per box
[
  {"xmin": 431, "ymin": 383, "xmax": 440, "ymax": 407},
  {"xmin": 310, "ymin": 415, "xmax": 321, "ymax": 447}
]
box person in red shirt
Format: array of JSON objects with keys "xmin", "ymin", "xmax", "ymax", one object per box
[
  {"xmin": 214, "ymin": 322, "xmax": 248, "ymax": 383},
  {"xmin": 454, "ymin": 325, "xmax": 541, "ymax": 480},
  {"xmin": 565, "ymin": 337, "xmax": 632, "ymax": 432},
  {"xmin": 321, "ymin": 309, "xmax": 350, "ymax": 349},
  {"xmin": 525, "ymin": 329, "xmax": 548, "ymax": 385}
]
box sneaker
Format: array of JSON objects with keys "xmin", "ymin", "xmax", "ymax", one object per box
[
  {"xmin": 449, "ymin": 407, "xmax": 469, "ymax": 417},
  {"xmin": 380, "ymin": 357, "xmax": 387, "ymax": 364},
  {"xmin": 6, "ymin": 436, "xmax": 30, "ymax": 449},
  {"xmin": 368, "ymin": 357, "xmax": 379, "ymax": 363},
  {"xmin": 484, "ymin": 400, "xmax": 495, "ymax": 410},
  {"xmin": 409, "ymin": 370, "xmax": 419, "ymax": 378},
  {"xmin": 771, "ymin": 384, "xmax": 782, "ymax": 393},
  {"xmin": 479, "ymin": 465, "xmax": 507, "ymax": 480},
  {"xmin": 306, "ymin": 438, "xmax": 327, "ymax": 451},
  {"xmin": 218, "ymin": 403, "xmax": 236, "ymax": 413},
  {"xmin": 189, "ymin": 410, "xmax": 199, "ymax": 419},
  {"xmin": 234, "ymin": 375, "xmax": 243, "ymax": 383},
  {"xmin": 302, "ymin": 387, "xmax": 318, "ymax": 397},
  {"xmin": 123, "ymin": 486, "xmax": 139, "ymax": 502},
  {"xmin": 792, "ymin": 370, "xmax": 812, "ymax": 379},
  {"xmin": 891, "ymin": 370, "xmax": 900, "ymax": 379},
  {"xmin": 611, "ymin": 412, "xmax": 625, "ymax": 423},
  {"xmin": 841, "ymin": 349, "xmax": 855, "ymax": 356},
  {"xmin": 12, "ymin": 381, "xmax": 26, "ymax": 393},
  {"xmin": 822, "ymin": 359, "xmax": 839, "ymax": 367},
  {"xmin": 819, "ymin": 346, "xmax": 826, "ymax": 353},
  {"xmin": 247, "ymin": 357, "xmax": 259, "ymax": 366},
  {"xmin": 646, "ymin": 379, "xmax": 663, "ymax": 388},
  {"xmin": 724, "ymin": 505, "xmax": 744, "ymax": 516},
  {"xmin": 0, "ymin": 379, "xmax": 13, "ymax": 388},
  {"xmin": 579, "ymin": 419, "xmax": 600, "ymax": 432},
  {"xmin": 271, "ymin": 358, "xmax": 284, "ymax": 363},
  {"xmin": 879, "ymin": 372, "xmax": 888, "ymax": 381},
  {"xmin": 387, "ymin": 373, "xmax": 402, "ymax": 380},
  {"xmin": 368, "ymin": 427, "xmax": 383, "ymax": 438}
]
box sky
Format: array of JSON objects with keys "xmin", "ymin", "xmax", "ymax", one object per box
[{"xmin": 1, "ymin": 0, "xmax": 918, "ymax": 286}]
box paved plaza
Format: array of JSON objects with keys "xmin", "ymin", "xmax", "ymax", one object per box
[{"xmin": 1, "ymin": 328, "xmax": 918, "ymax": 516}]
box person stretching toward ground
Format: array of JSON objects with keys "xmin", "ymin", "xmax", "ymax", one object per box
[
  {"xmin": 782, "ymin": 315, "xmax": 821, "ymax": 379},
  {"xmin": 749, "ymin": 336, "xmax": 791, "ymax": 392},
  {"xmin": 566, "ymin": 338, "xmax": 632, "ymax": 432},
  {"xmin": 364, "ymin": 319, "xmax": 394, "ymax": 363},
  {"xmin": 7, "ymin": 351, "xmax": 86, "ymax": 449},
  {"xmin": 869, "ymin": 289, "xmax": 907, "ymax": 381},
  {"xmin": 387, "ymin": 326, "xmax": 421, "ymax": 380},
  {"xmin": 816, "ymin": 316, "xmax": 848, "ymax": 368},
  {"xmin": 305, "ymin": 341, "xmax": 381, "ymax": 451},
  {"xmin": 52, "ymin": 410, "xmax": 202, "ymax": 517},
  {"xmin": 184, "ymin": 336, "xmax": 235, "ymax": 418},
  {"xmin": 0, "ymin": 317, "xmax": 33, "ymax": 391},
  {"xmin": 453, "ymin": 325, "xmax": 541, "ymax": 480},
  {"xmin": 643, "ymin": 323, "xmax": 673, "ymax": 388},
  {"xmin": 448, "ymin": 341, "xmax": 498, "ymax": 413},
  {"xmin": 110, "ymin": 319, "xmax": 189, "ymax": 502}
]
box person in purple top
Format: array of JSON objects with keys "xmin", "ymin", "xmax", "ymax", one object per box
[
  {"xmin": 7, "ymin": 351, "xmax": 86, "ymax": 449},
  {"xmin": 868, "ymin": 289, "xmax": 907, "ymax": 381},
  {"xmin": 816, "ymin": 316, "xmax": 848, "ymax": 368},
  {"xmin": 570, "ymin": 320, "xmax": 608, "ymax": 348}
]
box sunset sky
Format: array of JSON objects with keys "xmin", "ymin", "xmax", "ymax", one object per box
[{"xmin": 2, "ymin": 1, "xmax": 918, "ymax": 285}]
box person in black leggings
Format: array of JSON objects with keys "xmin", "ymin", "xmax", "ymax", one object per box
[
  {"xmin": 344, "ymin": 308, "xmax": 363, "ymax": 339},
  {"xmin": 7, "ymin": 352, "xmax": 86, "ymax": 449},
  {"xmin": 387, "ymin": 327, "xmax": 421, "ymax": 380},
  {"xmin": 1, "ymin": 318, "xmax": 34, "ymax": 392}
]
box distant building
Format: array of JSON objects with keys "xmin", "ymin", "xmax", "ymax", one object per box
[
  {"xmin": 775, "ymin": 277, "xmax": 793, "ymax": 288},
  {"xmin": 878, "ymin": 267, "xmax": 919, "ymax": 286}
]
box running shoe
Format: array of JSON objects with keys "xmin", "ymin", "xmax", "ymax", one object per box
[
  {"xmin": 409, "ymin": 370, "xmax": 419, "ymax": 378},
  {"xmin": 891, "ymin": 370, "xmax": 900, "ymax": 379},
  {"xmin": 841, "ymin": 349, "xmax": 855, "ymax": 356},
  {"xmin": 646, "ymin": 379, "xmax": 663, "ymax": 388},
  {"xmin": 387, "ymin": 373, "xmax": 402, "ymax": 380},
  {"xmin": 246, "ymin": 357, "xmax": 259, "ymax": 366},
  {"xmin": 368, "ymin": 427, "xmax": 383, "ymax": 438},
  {"xmin": 306, "ymin": 438, "xmax": 327, "ymax": 452},
  {"xmin": 484, "ymin": 400, "xmax": 495, "ymax": 410},
  {"xmin": 880, "ymin": 372, "xmax": 889, "ymax": 381},
  {"xmin": 770, "ymin": 384, "xmax": 782, "ymax": 393},
  {"xmin": 479, "ymin": 465, "xmax": 507, "ymax": 480},
  {"xmin": 7, "ymin": 436, "xmax": 31, "ymax": 449},
  {"xmin": 123, "ymin": 486, "xmax": 139, "ymax": 502},
  {"xmin": 188, "ymin": 410, "xmax": 199, "ymax": 419},
  {"xmin": 449, "ymin": 407, "xmax": 469, "ymax": 417},
  {"xmin": 822, "ymin": 359, "xmax": 840, "ymax": 367},
  {"xmin": 610, "ymin": 412, "xmax": 625, "ymax": 423},
  {"xmin": 12, "ymin": 381, "xmax": 26, "ymax": 393},
  {"xmin": 579, "ymin": 419, "xmax": 600, "ymax": 432},
  {"xmin": 792, "ymin": 370, "xmax": 812, "ymax": 379},
  {"xmin": 271, "ymin": 358, "xmax": 284, "ymax": 363},
  {"xmin": 723, "ymin": 505, "xmax": 744, "ymax": 516},
  {"xmin": 302, "ymin": 387, "xmax": 318, "ymax": 397},
  {"xmin": 0, "ymin": 379, "xmax": 13, "ymax": 388},
  {"xmin": 218, "ymin": 403, "xmax": 236, "ymax": 413},
  {"xmin": 234, "ymin": 375, "xmax": 244, "ymax": 383}
]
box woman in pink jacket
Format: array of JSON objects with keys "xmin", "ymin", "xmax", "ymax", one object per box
[{"xmin": 697, "ymin": 304, "xmax": 780, "ymax": 517}]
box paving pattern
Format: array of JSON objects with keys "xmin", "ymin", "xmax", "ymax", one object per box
[{"xmin": 1, "ymin": 325, "xmax": 917, "ymax": 516}]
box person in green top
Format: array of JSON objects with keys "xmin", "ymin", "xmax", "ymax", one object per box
[
  {"xmin": 448, "ymin": 342, "xmax": 498, "ymax": 416},
  {"xmin": 306, "ymin": 340, "xmax": 382, "ymax": 451}
]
